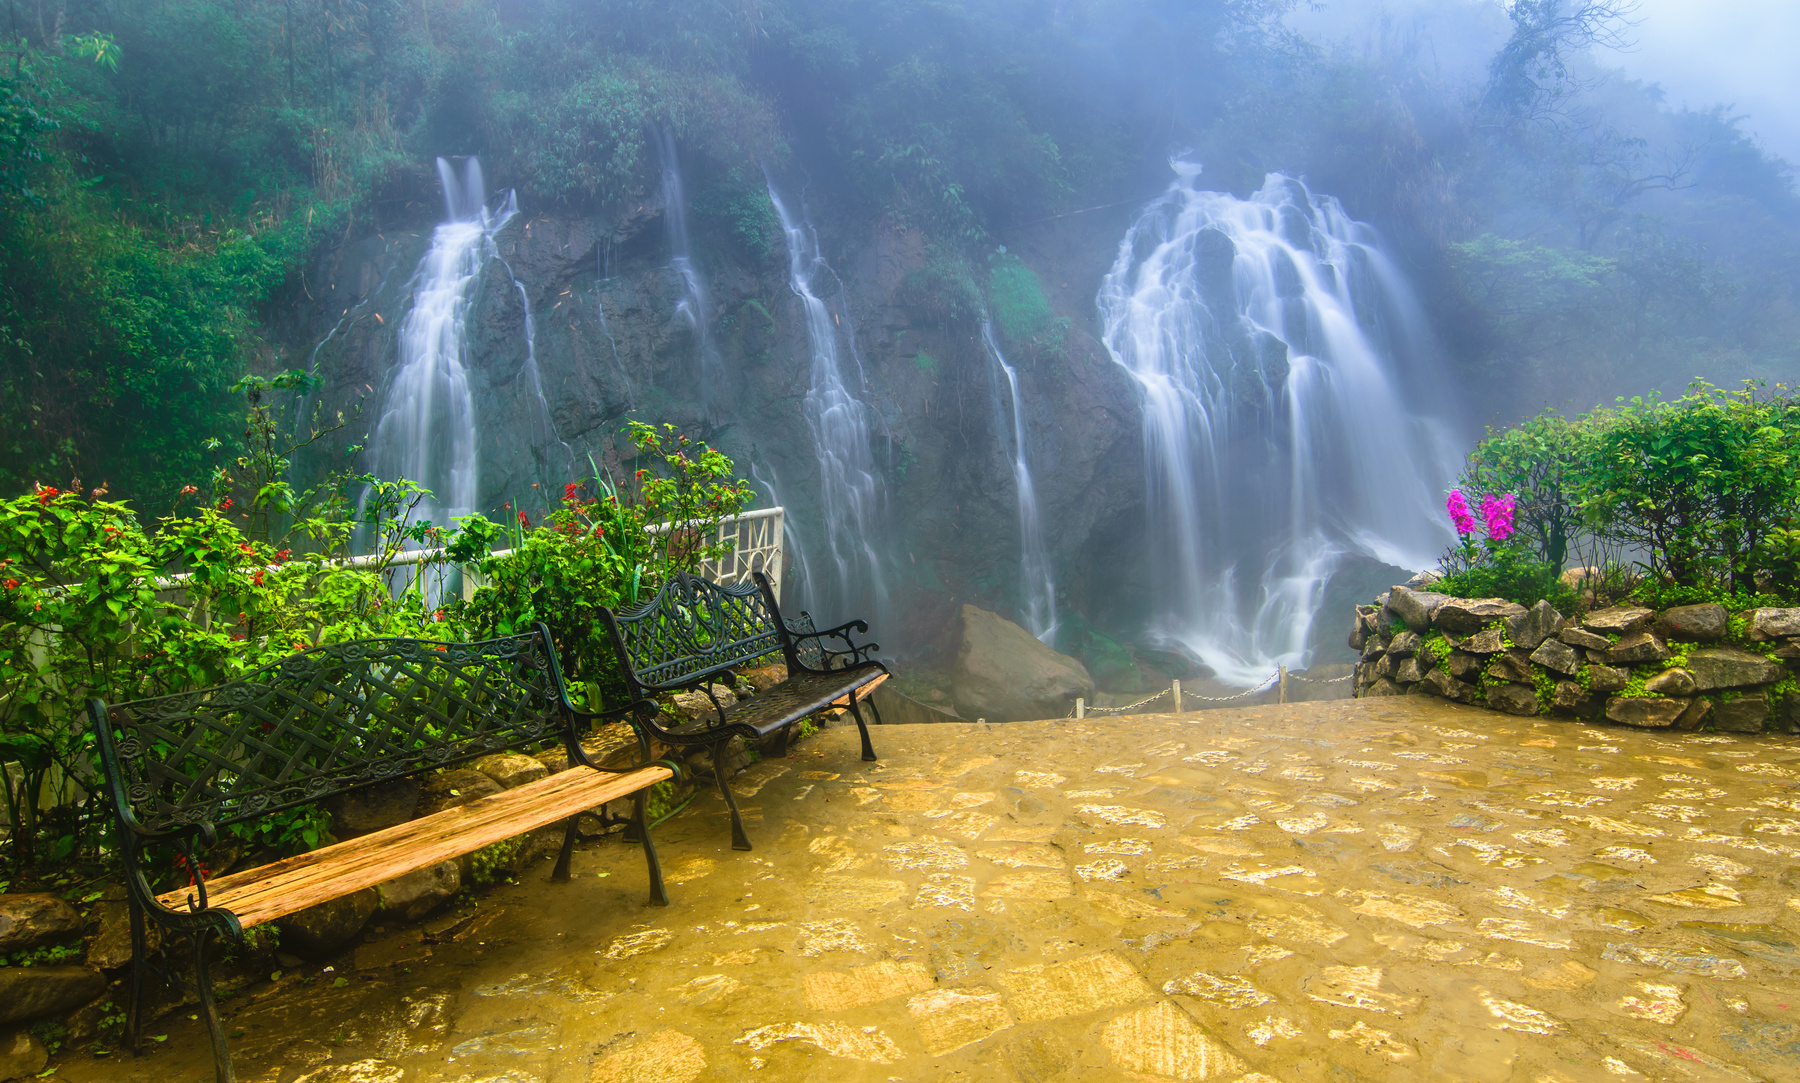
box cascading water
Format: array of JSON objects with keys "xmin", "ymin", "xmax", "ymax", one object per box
[
  {"xmin": 366, "ymin": 156, "xmax": 516, "ymax": 529},
  {"xmin": 658, "ymin": 133, "xmax": 722, "ymax": 416},
  {"xmin": 980, "ymin": 319, "xmax": 1057, "ymax": 642},
  {"xmin": 767, "ymin": 182, "xmax": 890, "ymax": 626},
  {"xmin": 1098, "ymin": 162, "xmax": 1457, "ymax": 684}
]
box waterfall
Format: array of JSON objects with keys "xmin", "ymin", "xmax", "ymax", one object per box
[
  {"xmin": 980, "ymin": 319, "xmax": 1057, "ymax": 642},
  {"xmin": 365, "ymin": 156, "xmax": 516, "ymax": 530},
  {"xmin": 767, "ymin": 181, "xmax": 890, "ymax": 626},
  {"xmin": 1098, "ymin": 163, "xmax": 1456, "ymax": 685},
  {"xmin": 658, "ymin": 133, "xmax": 722, "ymax": 415}
]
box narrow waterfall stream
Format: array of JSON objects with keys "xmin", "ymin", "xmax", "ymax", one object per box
[
  {"xmin": 767, "ymin": 182, "xmax": 890, "ymax": 626},
  {"xmin": 980, "ymin": 319, "xmax": 1057, "ymax": 642},
  {"xmin": 658, "ymin": 133, "xmax": 723, "ymax": 417},
  {"xmin": 1098, "ymin": 163, "xmax": 1456, "ymax": 684},
  {"xmin": 365, "ymin": 156, "xmax": 516, "ymax": 530}
]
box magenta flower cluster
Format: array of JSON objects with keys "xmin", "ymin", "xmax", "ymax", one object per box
[
  {"xmin": 1445, "ymin": 488, "xmax": 1517, "ymax": 542},
  {"xmin": 1481, "ymin": 493, "xmax": 1517, "ymax": 542}
]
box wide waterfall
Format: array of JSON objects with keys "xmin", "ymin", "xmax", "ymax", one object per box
[
  {"xmin": 365, "ymin": 156, "xmax": 516, "ymax": 530},
  {"xmin": 1098, "ymin": 163, "xmax": 1457, "ymax": 685},
  {"xmin": 980, "ymin": 319, "xmax": 1057, "ymax": 642},
  {"xmin": 767, "ymin": 182, "xmax": 890, "ymax": 626},
  {"xmin": 658, "ymin": 133, "xmax": 722, "ymax": 417}
]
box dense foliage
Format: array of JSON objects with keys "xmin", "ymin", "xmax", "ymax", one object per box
[{"xmin": 1438, "ymin": 382, "xmax": 1800, "ymax": 611}]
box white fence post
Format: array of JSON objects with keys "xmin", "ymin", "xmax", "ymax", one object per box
[{"xmin": 1171, "ymin": 679, "xmax": 1181, "ymax": 714}]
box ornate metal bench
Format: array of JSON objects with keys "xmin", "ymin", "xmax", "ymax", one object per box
[
  {"xmin": 600, "ymin": 570, "xmax": 889, "ymax": 850},
  {"xmin": 89, "ymin": 626, "xmax": 678, "ymax": 1083}
]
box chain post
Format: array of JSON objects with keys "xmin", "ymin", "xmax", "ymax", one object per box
[
  {"xmin": 1279, "ymin": 665, "xmax": 1288, "ymax": 704},
  {"xmin": 1171, "ymin": 679, "xmax": 1181, "ymax": 714},
  {"xmin": 1075, "ymin": 697, "xmax": 1085, "ymax": 719}
]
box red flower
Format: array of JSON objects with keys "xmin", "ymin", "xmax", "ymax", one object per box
[
  {"xmin": 564, "ymin": 482, "xmax": 579, "ymax": 502},
  {"xmin": 252, "ymin": 569, "xmax": 265, "ymax": 586},
  {"xmin": 238, "ymin": 542, "xmax": 255, "ymax": 555},
  {"xmin": 434, "ymin": 608, "xmax": 446, "ymax": 622},
  {"xmin": 273, "ymin": 549, "xmax": 291, "ymax": 563},
  {"xmin": 3, "ymin": 579, "xmax": 18, "ymax": 590},
  {"xmin": 218, "ymin": 498, "xmax": 233, "ymax": 511},
  {"xmin": 180, "ymin": 485, "xmax": 198, "ymax": 496},
  {"xmin": 518, "ymin": 511, "xmax": 531, "ymax": 527},
  {"xmin": 36, "ymin": 487, "xmax": 58, "ymax": 504}
]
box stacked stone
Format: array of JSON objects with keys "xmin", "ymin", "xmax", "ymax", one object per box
[{"xmin": 1352, "ymin": 587, "xmax": 1800, "ymax": 732}]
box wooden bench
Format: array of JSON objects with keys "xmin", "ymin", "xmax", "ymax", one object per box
[
  {"xmin": 88, "ymin": 625, "xmax": 677, "ymax": 1083},
  {"xmin": 600, "ymin": 570, "xmax": 889, "ymax": 850}
]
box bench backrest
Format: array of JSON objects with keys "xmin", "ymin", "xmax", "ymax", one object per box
[
  {"xmin": 601, "ymin": 573, "xmax": 790, "ymax": 694},
  {"xmin": 91, "ymin": 629, "xmax": 570, "ymax": 836}
]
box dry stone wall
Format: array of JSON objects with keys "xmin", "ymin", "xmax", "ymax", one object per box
[{"xmin": 1352, "ymin": 586, "xmax": 1800, "ymax": 733}]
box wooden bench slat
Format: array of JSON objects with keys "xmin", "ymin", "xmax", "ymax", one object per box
[{"xmin": 156, "ymin": 764, "xmax": 672, "ymax": 929}]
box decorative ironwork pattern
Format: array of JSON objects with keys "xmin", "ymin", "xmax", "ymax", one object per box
[
  {"xmin": 101, "ymin": 633, "xmax": 563, "ymax": 835},
  {"xmin": 608, "ymin": 574, "xmax": 784, "ymax": 690}
]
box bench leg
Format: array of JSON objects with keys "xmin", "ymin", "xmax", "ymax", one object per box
[
  {"xmin": 634, "ymin": 790, "xmax": 671, "ymax": 906},
  {"xmin": 125, "ymin": 898, "xmax": 149, "ymax": 1053},
  {"xmin": 848, "ymin": 696, "xmax": 878, "ymax": 762},
  {"xmin": 191, "ymin": 926, "xmax": 235, "ymax": 1083},
  {"xmin": 551, "ymin": 816, "xmax": 579, "ymax": 882},
  {"xmin": 713, "ymin": 740, "xmax": 754, "ymax": 851}
]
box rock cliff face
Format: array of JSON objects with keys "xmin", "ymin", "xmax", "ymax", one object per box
[{"xmin": 282, "ymin": 189, "xmax": 1145, "ymax": 665}]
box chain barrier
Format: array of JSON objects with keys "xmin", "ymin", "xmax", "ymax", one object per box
[{"xmin": 1065, "ymin": 665, "xmax": 1359, "ymax": 718}]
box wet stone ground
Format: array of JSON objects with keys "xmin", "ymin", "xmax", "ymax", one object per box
[{"xmin": 55, "ymin": 698, "xmax": 1800, "ymax": 1083}]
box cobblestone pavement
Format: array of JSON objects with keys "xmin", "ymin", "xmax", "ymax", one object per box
[{"xmin": 59, "ymin": 698, "xmax": 1800, "ymax": 1083}]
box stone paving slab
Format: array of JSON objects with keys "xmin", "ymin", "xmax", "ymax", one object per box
[{"xmin": 54, "ymin": 698, "xmax": 1800, "ymax": 1082}]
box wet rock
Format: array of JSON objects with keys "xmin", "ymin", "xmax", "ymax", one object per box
[
  {"xmin": 1448, "ymin": 652, "xmax": 1485, "ymax": 681},
  {"xmin": 1461, "ymin": 628, "xmax": 1505, "ymax": 655},
  {"xmin": 1658, "ymin": 604, "xmax": 1728, "ymax": 642},
  {"xmin": 1559, "ymin": 627, "xmax": 1611, "ymax": 651},
  {"xmin": 1606, "ymin": 632, "xmax": 1671, "ymax": 666},
  {"xmin": 376, "ymin": 862, "xmax": 461, "ymax": 920},
  {"xmin": 1688, "ymin": 647, "xmax": 1786, "ymax": 691},
  {"xmin": 1365, "ymin": 677, "xmax": 1405, "ymax": 697},
  {"xmin": 0, "ymin": 894, "xmax": 82, "ymax": 955},
  {"xmin": 1551, "ymin": 681, "xmax": 1589, "ymax": 713},
  {"xmin": 953, "ymin": 605, "xmax": 1095, "ymax": 723},
  {"xmin": 690, "ymin": 735, "xmax": 751, "ymax": 781},
  {"xmin": 1747, "ymin": 608, "xmax": 1800, "ymax": 641},
  {"xmin": 1486, "ymin": 651, "xmax": 1535, "ymax": 684},
  {"xmin": 277, "ymin": 889, "xmax": 378, "ymax": 959},
  {"xmin": 1645, "ymin": 668, "xmax": 1697, "ymax": 697},
  {"xmin": 86, "ymin": 900, "xmax": 145, "ymax": 970},
  {"xmin": 1675, "ymin": 697, "xmax": 1712, "ymax": 731},
  {"xmin": 1714, "ymin": 694, "xmax": 1770, "ymax": 734},
  {"xmin": 1506, "ymin": 599, "xmax": 1565, "ymax": 651},
  {"xmin": 1485, "ymin": 683, "xmax": 1540, "ymax": 716},
  {"xmin": 1395, "ymin": 657, "xmax": 1430, "ymax": 684},
  {"xmin": 468, "ymin": 752, "xmax": 548, "ymax": 790},
  {"xmin": 1386, "ymin": 587, "xmax": 1450, "ymax": 631},
  {"xmin": 0, "ymin": 1026, "xmax": 47, "ymax": 1079},
  {"xmin": 1361, "ymin": 638, "xmax": 1386, "ymax": 663},
  {"xmin": 1529, "ymin": 638, "xmax": 1581, "ymax": 676},
  {"xmin": 672, "ymin": 684, "xmax": 738, "ymax": 720},
  {"xmin": 1423, "ymin": 667, "xmax": 1475, "ymax": 703},
  {"xmin": 1387, "ymin": 631, "xmax": 1422, "ymax": 659},
  {"xmin": 1587, "ymin": 664, "xmax": 1630, "ymax": 693},
  {"xmin": 1584, "ymin": 605, "xmax": 1654, "ymax": 636},
  {"xmin": 1376, "ymin": 654, "xmax": 1401, "ymax": 679},
  {"xmin": 739, "ymin": 664, "xmax": 787, "ymax": 692},
  {"xmin": 1606, "ymin": 697, "xmax": 1688, "ymax": 728},
  {"xmin": 419, "ymin": 769, "xmax": 503, "ymax": 815},
  {"xmin": 322, "ymin": 778, "xmax": 422, "ymax": 840},
  {"xmin": 0, "ymin": 966, "xmax": 104, "ymax": 1026},
  {"xmin": 1436, "ymin": 598, "xmax": 1528, "ymax": 636},
  {"xmin": 1773, "ymin": 641, "xmax": 1800, "ymax": 662}
]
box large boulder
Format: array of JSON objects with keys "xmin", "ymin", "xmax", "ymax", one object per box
[
  {"xmin": 1423, "ymin": 667, "xmax": 1475, "ymax": 703},
  {"xmin": 1606, "ymin": 632, "xmax": 1672, "ymax": 667},
  {"xmin": 418, "ymin": 769, "xmax": 504, "ymax": 816},
  {"xmin": 1485, "ymin": 683, "xmax": 1540, "ymax": 716},
  {"xmin": 953, "ymin": 606, "xmax": 1094, "ymax": 722},
  {"xmin": 1505, "ymin": 600, "xmax": 1565, "ymax": 651},
  {"xmin": 468, "ymin": 752, "xmax": 549, "ymax": 790},
  {"xmin": 1687, "ymin": 647, "xmax": 1786, "ymax": 691},
  {"xmin": 1584, "ymin": 606, "xmax": 1655, "ymax": 636},
  {"xmin": 1529, "ymin": 638, "xmax": 1582, "ymax": 676},
  {"xmin": 1558, "ymin": 627, "xmax": 1611, "ymax": 651},
  {"xmin": 376, "ymin": 862, "xmax": 461, "ymax": 920},
  {"xmin": 870, "ymin": 684, "xmax": 966, "ymax": 726},
  {"xmin": 1658, "ymin": 604, "xmax": 1728, "ymax": 642},
  {"xmin": 1645, "ymin": 669, "xmax": 1696, "ymax": 697},
  {"xmin": 0, "ymin": 1026, "xmax": 48, "ymax": 1080},
  {"xmin": 0, "ymin": 894, "xmax": 82, "ymax": 955},
  {"xmin": 322, "ymin": 778, "xmax": 421, "ymax": 840},
  {"xmin": 1587, "ymin": 665, "xmax": 1630, "ymax": 693},
  {"xmin": 1606, "ymin": 697, "xmax": 1688, "ymax": 728},
  {"xmin": 277, "ymin": 888, "xmax": 378, "ymax": 959},
  {"xmin": 1714, "ymin": 693, "xmax": 1770, "ymax": 733},
  {"xmin": 0, "ymin": 966, "xmax": 104, "ymax": 1027},
  {"xmin": 1386, "ymin": 631, "xmax": 1422, "ymax": 658},
  {"xmin": 1485, "ymin": 650, "xmax": 1536, "ymax": 684},
  {"xmin": 1746, "ymin": 608, "xmax": 1800, "ymax": 641},
  {"xmin": 1435, "ymin": 599, "xmax": 1527, "ymax": 636},
  {"xmin": 1385, "ymin": 587, "xmax": 1450, "ymax": 631}
]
